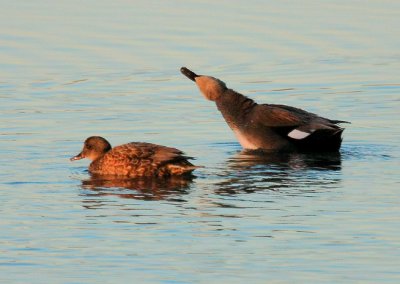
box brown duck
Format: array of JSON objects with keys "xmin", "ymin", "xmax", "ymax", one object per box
[
  {"xmin": 181, "ymin": 67, "xmax": 349, "ymax": 152},
  {"xmin": 71, "ymin": 136, "xmax": 199, "ymax": 177}
]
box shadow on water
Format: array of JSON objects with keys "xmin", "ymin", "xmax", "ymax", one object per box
[
  {"xmin": 214, "ymin": 150, "xmax": 343, "ymax": 195},
  {"xmin": 79, "ymin": 173, "xmax": 194, "ymax": 203}
]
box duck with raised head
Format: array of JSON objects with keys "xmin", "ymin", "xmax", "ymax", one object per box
[
  {"xmin": 71, "ymin": 136, "xmax": 199, "ymax": 177},
  {"xmin": 181, "ymin": 67, "xmax": 349, "ymax": 152}
]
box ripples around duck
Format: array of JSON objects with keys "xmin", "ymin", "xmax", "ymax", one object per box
[{"xmin": 77, "ymin": 145, "xmax": 343, "ymax": 203}]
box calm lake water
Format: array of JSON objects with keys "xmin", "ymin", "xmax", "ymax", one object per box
[{"xmin": 1, "ymin": 1, "xmax": 399, "ymax": 283}]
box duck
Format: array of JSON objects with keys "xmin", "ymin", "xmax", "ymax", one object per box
[
  {"xmin": 181, "ymin": 67, "xmax": 349, "ymax": 152},
  {"xmin": 70, "ymin": 136, "xmax": 199, "ymax": 177}
]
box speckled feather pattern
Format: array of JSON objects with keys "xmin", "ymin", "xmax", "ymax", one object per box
[{"xmin": 89, "ymin": 142, "xmax": 195, "ymax": 177}]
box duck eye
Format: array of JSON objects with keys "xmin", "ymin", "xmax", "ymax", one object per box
[{"xmin": 86, "ymin": 144, "xmax": 92, "ymax": 150}]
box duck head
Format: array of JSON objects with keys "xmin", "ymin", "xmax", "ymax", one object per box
[
  {"xmin": 181, "ymin": 67, "xmax": 227, "ymax": 101},
  {"xmin": 71, "ymin": 136, "xmax": 112, "ymax": 161}
]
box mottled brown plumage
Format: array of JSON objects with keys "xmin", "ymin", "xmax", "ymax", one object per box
[
  {"xmin": 71, "ymin": 136, "xmax": 199, "ymax": 177},
  {"xmin": 181, "ymin": 67, "xmax": 349, "ymax": 152}
]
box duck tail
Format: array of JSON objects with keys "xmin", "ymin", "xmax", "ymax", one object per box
[
  {"xmin": 329, "ymin": 119, "xmax": 351, "ymax": 124},
  {"xmin": 296, "ymin": 128, "xmax": 344, "ymax": 152},
  {"xmin": 166, "ymin": 164, "xmax": 203, "ymax": 176}
]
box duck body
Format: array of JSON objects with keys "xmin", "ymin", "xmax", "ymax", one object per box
[
  {"xmin": 216, "ymin": 89, "xmax": 345, "ymax": 152},
  {"xmin": 71, "ymin": 137, "xmax": 198, "ymax": 177},
  {"xmin": 181, "ymin": 67, "xmax": 349, "ymax": 152}
]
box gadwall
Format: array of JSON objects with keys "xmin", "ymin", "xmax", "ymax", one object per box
[
  {"xmin": 181, "ymin": 67, "xmax": 349, "ymax": 152},
  {"xmin": 71, "ymin": 136, "xmax": 199, "ymax": 177}
]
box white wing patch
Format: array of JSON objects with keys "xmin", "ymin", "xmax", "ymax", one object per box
[{"xmin": 288, "ymin": 129, "xmax": 310, "ymax": 140}]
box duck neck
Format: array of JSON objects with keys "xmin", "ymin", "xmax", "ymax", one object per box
[{"xmin": 215, "ymin": 89, "xmax": 257, "ymax": 129}]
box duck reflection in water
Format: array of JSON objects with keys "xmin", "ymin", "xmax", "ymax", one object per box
[
  {"xmin": 214, "ymin": 150, "xmax": 342, "ymax": 195},
  {"xmin": 80, "ymin": 173, "xmax": 194, "ymax": 202}
]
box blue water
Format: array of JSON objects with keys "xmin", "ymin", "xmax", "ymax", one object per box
[{"xmin": 1, "ymin": 1, "xmax": 399, "ymax": 283}]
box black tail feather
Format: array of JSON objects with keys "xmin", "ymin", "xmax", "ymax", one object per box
[
  {"xmin": 292, "ymin": 128, "xmax": 344, "ymax": 152},
  {"xmin": 329, "ymin": 119, "xmax": 351, "ymax": 124}
]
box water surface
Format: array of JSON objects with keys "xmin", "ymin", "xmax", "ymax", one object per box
[{"xmin": 1, "ymin": 1, "xmax": 399, "ymax": 283}]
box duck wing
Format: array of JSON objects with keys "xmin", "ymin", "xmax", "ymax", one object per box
[
  {"xmin": 112, "ymin": 142, "xmax": 191, "ymax": 165},
  {"xmin": 252, "ymin": 104, "xmax": 347, "ymax": 140},
  {"xmin": 118, "ymin": 142, "xmax": 198, "ymax": 176},
  {"xmin": 252, "ymin": 104, "xmax": 314, "ymax": 127}
]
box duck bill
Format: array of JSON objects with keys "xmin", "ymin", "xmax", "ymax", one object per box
[
  {"xmin": 70, "ymin": 151, "xmax": 84, "ymax": 161},
  {"xmin": 180, "ymin": 67, "xmax": 199, "ymax": 81}
]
